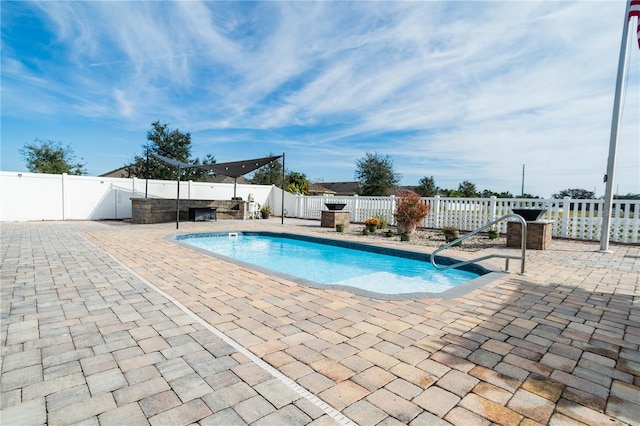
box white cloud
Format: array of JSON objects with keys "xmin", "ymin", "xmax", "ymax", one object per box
[{"xmin": 1, "ymin": 1, "xmax": 638, "ymax": 195}]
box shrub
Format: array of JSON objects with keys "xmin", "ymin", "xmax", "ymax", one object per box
[
  {"xmin": 442, "ymin": 226, "xmax": 459, "ymax": 234},
  {"xmin": 364, "ymin": 218, "xmax": 380, "ymax": 227},
  {"xmin": 442, "ymin": 226, "xmax": 460, "ymax": 244},
  {"xmin": 374, "ymin": 213, "xmax": 388, "ymax": 229},
  {"xmin": 393, "ymin": 191, "xmax": 430, "ymax": 234}
]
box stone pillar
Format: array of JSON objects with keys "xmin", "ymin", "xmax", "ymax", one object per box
[
  {"xmin": 321, "ymin": 211, "xmax": 350, "ymax": 228},
  {"xmin": 507, "ymin": 221, "xmax": 553, "ymax": 250}
]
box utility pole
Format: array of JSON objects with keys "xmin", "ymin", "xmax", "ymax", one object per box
[{"xmin": 521, "ymin": 164, "xmax": 525, "ymax": 197}]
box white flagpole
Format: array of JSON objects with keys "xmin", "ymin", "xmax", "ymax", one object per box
[{"xmin": 599, "ymin": 1, "xmax": 633, "ymax": 252}]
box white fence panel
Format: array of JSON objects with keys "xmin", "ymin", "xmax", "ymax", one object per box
[
  {"xmin": 611, "ymin": 200, "xmax": 639, "ymax": 243},
  {"xmin": 64, "ymin": 175, "xmax": 134, "ymax": 220},
  {"xmin": 1, "ymin": 171, "xmax": 638, "ymax": 243},
  {"xmin": 186, "ymin": 181, "xmax": 217, "ymax": 200},
  {"xmin": 351, "ymin": 197, "xmax": 394, "ymax": 223},
  {"xmin": 0, "ymin": 172, "xmax": 64, "ymax": 221},
  {"xmin": 292, "ymin": 194, "xmax": 639, "ymax": 244},
  {"xmin": 183, "ymin": 181, "xmax": 274, "ymax": 206},
  {"xmin": 0, "ymin": 171, "xmax": 276, "ymax": 222},
  {"xmin": 300, "ymin": 196, "xmax": 395, "ymax": 224},
  {"xmin": 302, "ymin": 196, "xmax": 328, "ymax": 220},
  {"xmin": 574, "ymin": 200, "xmax": 599, "ymax": 241},
  {"xmin": 145, "ymin": 179, "xmax": 181, "ymax": 199},
  {"xmin": 437, "ymin": 198, "xmax": 487, "ymax": 230}
]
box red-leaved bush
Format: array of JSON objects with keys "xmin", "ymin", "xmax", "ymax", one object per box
[{"xmin": 393, "ymin": 191, "xmax": 430, "ymax": 234}]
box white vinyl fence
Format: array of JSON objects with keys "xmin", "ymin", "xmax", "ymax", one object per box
[
  {"xmin": 0, "ymin": 171, "xmax": 277, "ymax": 221},
  {"xmin": 289, "ymin": 195, "xmax": 640, "ymax": 244},
  {"xmin": 2, "ymin": 171, "xmax": 638, "ymax": 244}
]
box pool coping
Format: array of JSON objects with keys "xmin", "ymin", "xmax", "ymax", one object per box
[{"xmin": 169, "ymin": 230, "xmax": 508, "ymax": 301}]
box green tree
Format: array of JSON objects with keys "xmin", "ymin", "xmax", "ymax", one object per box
[
  {"xmin": 416, "ymin": 176, "xmax": 438, "ymax": 197},
  {"xmin": 251, "ymin": 155, "xmax": 284, "ymax": 186},
  {"xmin": 480, "ymin": 189, "xmax": 516, "ymax": 198},
  {"xmin": 125, "ymin": 121, "xmax": 215, "ymax": 181},
  {"xmin": 20, "ymin": 139, "xmax": 86, "ymax": 175},
  {"xmin": 355, "ymin": 152, "xmax": 401, "ymax": 196},
  {"xmin": 614, "ymin": 193, "xmax": 640, "ymax": 199},
  {"xmin": 250, "ymin": 154, "xmax": 310, "ymax": 193},
  {"xmin": 286, "ymin": 171, "xmax": 310, "ymax": 194},
  {"xmin": 553, "ymin": 188, "xmax": 595, "ymax": 199},
  {"xmin": 458, "ymin": 180, "xmax": 478, "ymax": 197}
]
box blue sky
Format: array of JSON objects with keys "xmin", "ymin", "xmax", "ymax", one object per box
[{"xmin": 2, "ymin": 1, "xmax": 638, "ymax": 198}]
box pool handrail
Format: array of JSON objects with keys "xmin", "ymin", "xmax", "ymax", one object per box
[{"xmin": 430, "ymin": 213, "xmax": 527, "ymax": 275}]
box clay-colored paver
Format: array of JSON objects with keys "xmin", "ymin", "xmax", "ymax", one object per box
[{"xmin": 1, "ymin": 220, "xmax": 638, "ymax": 425}]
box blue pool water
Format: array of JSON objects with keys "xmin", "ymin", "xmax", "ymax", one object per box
[{"xmin": 177, "ymin": 232, "xmax": 486, "ymax": 297}]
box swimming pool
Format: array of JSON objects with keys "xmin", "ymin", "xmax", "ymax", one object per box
[{"xmin": 175, "ymin": 232, "xmax": 497, "ymax": 300}]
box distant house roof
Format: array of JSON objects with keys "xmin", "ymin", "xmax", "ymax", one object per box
[
  {"xmin": 320, "ymin": 181, "xmax": 361, "ymax": 196},
  {"xmin": 308, "ymin": 182, "xmax": 336, "ymax": 196},
  {"xmin": 210, "ymin": 175, "xmax": 250, "ymax": 184},
  {"xmin": 100, "ymin": 167, "xmax": 129, "ymax": 178},
  {"xmin": 398, "ymin": 186, "xmax": 419, "ymax": 195}
]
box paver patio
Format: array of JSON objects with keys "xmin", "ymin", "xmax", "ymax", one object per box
[{"xmin": 1, "ymin": 219, "xmax": 638, "ymax": 425}]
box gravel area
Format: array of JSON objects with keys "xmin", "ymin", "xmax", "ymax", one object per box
[{"xmin": 310, "ymin": 224, "xmax": 508, "ymax": 252}]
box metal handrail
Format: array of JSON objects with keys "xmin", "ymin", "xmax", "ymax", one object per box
[{"xmin": 430, "ymin": 213, "xmax": 527, "ymax": 274}]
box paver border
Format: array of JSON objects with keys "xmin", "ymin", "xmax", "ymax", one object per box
[{"xmin": 170, "ymin": 230, "xmax": 508, "ymax": 301}]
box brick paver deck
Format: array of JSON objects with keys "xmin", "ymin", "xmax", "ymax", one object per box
[{"xmin": 1, "ymin": 220, "xmax": 638, "ymax": 425}]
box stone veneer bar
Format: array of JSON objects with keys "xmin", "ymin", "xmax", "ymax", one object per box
[{"xmin": 131, "ymin": 198, "xmax": 248, "ymax": 224}]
